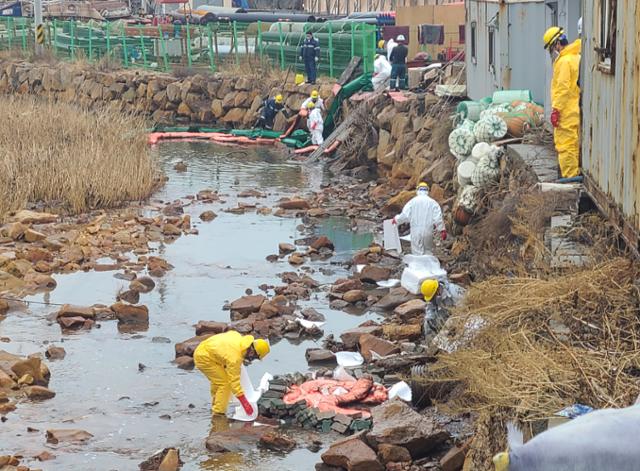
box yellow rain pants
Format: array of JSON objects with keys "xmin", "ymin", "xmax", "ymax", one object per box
[
  {"xmin": 551, "ymin": 39, "xmax": 581, "ymax": 178},
  {"xmin": 193, "ymin": 331, "xmax": 254, "ymax": 414}
]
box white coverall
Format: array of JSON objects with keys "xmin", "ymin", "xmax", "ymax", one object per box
[
  {"xmin": 386, "ymin": 38, "xmax": 397, "ymax": 60},
  {"xmin": 307, "ymin": 107, "xmax": 324, "ymax": 145},
  {"xmin": 395, "ymin": 191, "xmax": 445, "ymax": 255},
  {"xmin": 300, "ymin": 96, "xmax": 325, "ymax": 111},
  {"xmin": 372, "ymin": 55, "xmax": 392, "ymax": 91}
]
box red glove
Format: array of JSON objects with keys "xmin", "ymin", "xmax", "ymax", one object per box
[
  {"xmin": 391, "ymin": 217, "xmax": 397, "ymax": 225},
  {"xmin": 550, "ymin": 108, "xmax": 560, "ymax": 128},
  {"xmin": 237, "ymin": 394, "xmax": 254, "ymax": 416},
  {"xmin": 441, "ymin": 230, "xmax": 447, "ymax": 241}
]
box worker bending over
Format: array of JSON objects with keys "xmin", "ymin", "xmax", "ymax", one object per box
[
  {"xmin": 372, "ymin": 53, "xmax": 392, "ymax": 91},
  {"xmin": 543, "ymin": 26, "xmax": 581, "ymax": 178},
  {"xmin": 194, "ymin": 330, "xmax": 270, "ymax": 416},
  {"xmin": 389, "ymin": 34, "xmax": 408, "ymax": 91},
  {"xmin": 392, "ymin": 182, "xmax": 446, "ymax": 255},
  {"xmin": 306, "ymin": 101, "xmax": 324, "ymax": 146},
  {"xmin": 300, "ymin": 90, "xmax": 324, "ymax": 112},
  {"xmin": 255, "ymin": 94, "xmax": 284, "ymax": 130}
]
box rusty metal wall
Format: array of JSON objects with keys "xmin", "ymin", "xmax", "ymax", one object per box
[{"xmin": 581, "ymin": 0, "xmax": 640, "ymax": 250}]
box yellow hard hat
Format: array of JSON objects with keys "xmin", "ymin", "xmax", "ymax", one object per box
[
  {"xmin": 275, "ymin": 94, "xmax": 283, "ymax": 104},
  {"xmin": 543, "ymin": 26, "xmax": 563, "ymax": 49},
  {"xmin": 253, "ymin": 338, "xmax": 270, "ymax": 359},
  {"xmin": 421, "ymin": 279, "xmax": 439, "ymax": 302},
  {"xmin": 311, "ymin": 90, "xmax": 319, "ymax": 99},
  {"xmin": 417, "ymin": 182, "xmax": 429, "ymax": 190},
  {"xmin": 378, "ymin": 39, "xmax": 385, "ymax": 49},
  {"xmin": 493, "ymin": 452, "xmax": 510, "ymax": 471},
  {"xmin": 306, "ymin": 101, "xmax": 316, "ymax": 109}
]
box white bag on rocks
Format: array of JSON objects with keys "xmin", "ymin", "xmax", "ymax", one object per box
[{"xmin": 400, "ymin": 254, "xmax": 447, "ymax": 294}]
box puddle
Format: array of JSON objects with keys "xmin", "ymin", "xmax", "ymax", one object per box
[{"xmin": 0, "ymin": 142, "xmax": 379, "ymax": 470}]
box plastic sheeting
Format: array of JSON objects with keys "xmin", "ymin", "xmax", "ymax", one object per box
[
  {"xmin": 400, "ymin": 254, "xmax": 447, "ymax": 294},
  {"xmin": 228, "ymin": 365, "xmax": 272, "ymax": 421},
  {"xmin": 383, "ymin": 219, "xmax": 402, "ymax": 252},
  {"xmin": 388, "ymin": 381, "xmax": 412, "ymax": 402},
  {"xmin": 335, "ymin": 352, "xmax": 364, "ymax": 367}
]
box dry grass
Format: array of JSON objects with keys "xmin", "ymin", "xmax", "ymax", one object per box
[
  {"xmin": 431, "ymin": 257, "xmax": 640, "ymax": 421},
  {"xmin": 0, "ymin": 96, "xmax": 159, "ymax": 219}
]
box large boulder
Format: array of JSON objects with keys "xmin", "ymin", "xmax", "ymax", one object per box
[
  {"xmin": 359, "ymin": 265, "xmax": 392, "ymax": 283},
  {"xmin": 394, "ymin": 299, "xmax": 427, "ymax": 319},
  {"xmin": 359, "ymin": 334, "xmax": 400, "ymax": 362},
  {"xmin": 321, "ymin": 433, "xmax": 383, "ymax": 471},
  {"xmin": 206, "ymin": 425, "xmax": 272, "ymax": 453},
  {"xmin": 111, "ymin": 302, "xmax": 149, "ymax": 324},
  {"xmin": 229, "ymin": 295, "xmax": 266, "ymax": 319},
  {"xmin": 175, "ymin": 334, "xmax": 213, "ymax": 358},
  {"xmin": 340, "ymin": 326, "xmax": 383, "ymax": 349},
  {"xmin": 46, "ymin": 429, "xmax": 93, "ymax": 444},
  {"xmin": 195, "ymin": 321, "xmax": 227, "ymax": 336},
  {"xmin": 368, "ymin": 400, "xmax": 449, "ymax": 459},
  {"xmin": 373, "ymin": 288, "xmax": 415, "ymax": 311}
]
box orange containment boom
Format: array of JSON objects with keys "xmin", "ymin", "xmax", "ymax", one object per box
[{"xmin": 148, "ymin": 132, "xmax": 280, "ymax": 146}]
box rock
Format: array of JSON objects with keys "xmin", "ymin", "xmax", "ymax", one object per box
[
  {"xmin": 382, "ymin": 191, "xmax": 414, "ymax": 217},
  {"xmin": 56, "ymin": 304, "xmax": 95, "ymax": 320},
  {"xmin": 174, "ymin": 355, "xmax": 194, "ymax": 370},
  {"xmin": 10, "ymin": 210, "xmax": 57, "ymax": 224},
  {"xmin": 301, "ymin": 307, "xmax": 325, "ymax": 322},
  {"xmin": 279, "ymin": 199, "xmax": 310, "ymax": 210},
  {"xmin": 377, "ymin": 444, "xmax": 412, "ymax": 464},
  {"xmin": 440, "ymin": 442, "xmax": 469, "ymax": 471},
  {"xmin": 373, "ymin": 288, "xmax": 415, "ymax": 310},
  {"xmin": 58, "ymin": 316, "xmax": 92, "ymax": 330},
  {"xmin": 45, "ymin": 346, "xmax": 66, "ymax": 360},
  {"xmin": 321, "ymin": 433, "xmax": 383, "ymax": 471},
  {"xmin": 340, "ymin": 326, "xmax": 383, "ymax": 349},
  {"xmin": 3, "ymin": 222, "xmax": 26, "ymax": 240},
  {"xmin": 383, "ymin": 324, "xmax": 422, "ymax": 341},
  {"xmin": 359, "ymin": 334, "xmax": 400, "ymax": 361},
  {"xmin": 162, "ymin": 224, "xmax": 182, "ymax": 236},
  {"xmin": 359, "ymin": 265, "xmax": 392, "ymax": 283},
  {"xmin": 288, "ymin": 254, "xmax": 305, "ymax": 265},
  {"xmin": 199, "ymin": 210, "xmax": 217, "ymax": 222},
  {"xmin": 5, "ymin": 259, "xmax": 32, "ymax": 278},
  {"xmin": 0, "ymin": 299, "xmax": 8, "ymax": 314},
  {"xmin": 139, "ymin": 447, "xmax": 183, "ymax": 471},
  {"xmin": 118, "ymin": 289, "xmax": 140, "ymax": 304},
  {"xmin": 259, "ymin": 430, "xmax": 297, "ymax": 453},
  {"xmin": 205, "ymin": 425, "xmax": 271, "ymax": 453},
  {"xmin": 24, "ymin": 272, "xmax": 57, "ymax": 290},
  {"xmin": 130, "ymin": 276, "xmax": 155, "ymax": 293},
  {"xmin": 311, "ymin": 236, "xmax": 334, "ymax": 251},
  {"xmin": 368, "ymin": 400, "xmax": 449, "ymax": 459},
  {"xmin": 174, "ymin": 161, "xmax": 187, "ymax": 172},
  {"xmin": 306, "ymin": 348, "xmax": 336, "ymax": 364},
  {"xmin": 25, "ymin": 385, "xmax": 56, "ymax": 400},
  {"xmin": 35, "ymin": 450, "xmax": 56, "ymax": 461},
  {"xmin": 11, "ymin": 357, "xmax": 48, "ymax": 386},
  {"xmin": 46, "ymin": 429, "xmax": 93, "ymax": 444},
  {"xmin": 111, "ymin": 302, "xmax": 149, "ymax": 324},
  {"xmin": 175, "ymin": 334, "xmax": 212, "ymax": 357},
  {"xmin": 278, "ymin": 243, "xmax": 296, "ymax": 254},
  {"xmin": 332, "ymin": 278, "xmax": 363, "ymax": 294},
  {"xmin": 343, "ymin": 290, "xmax": 367, "ymax": 304},
  {"xmin": 0, "ymin": 369, "xmax": 16, "ymax": 388},
  {"xmin": 24, "ymin": 228, "xmax": 46, "ymax": 242},
  {"xmin": 393, "ymin": 299, "xmax": 427, "ymax": 319},
  {"xmin": 195, "ymin": 320, "xmax": 227, "ymax": 336},
  {"xmin": 229, "ymin": 295, "xmax": 266, "ymax": 319}
]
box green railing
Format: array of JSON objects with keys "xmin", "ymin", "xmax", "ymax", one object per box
[{"xmin": 0, "ymin": 17, "xmax": 377, "ymax": 77}]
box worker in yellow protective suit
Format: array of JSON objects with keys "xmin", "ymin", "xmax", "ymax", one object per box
[
  {"xmin": 543, "ymin": 26, "xmax": 581, "ymax": 178},
  {"xmin": 193, "ymin": 330, "xmax": 270, "ymax": 416}
]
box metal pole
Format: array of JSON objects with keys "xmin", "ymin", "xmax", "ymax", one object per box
[
  {"xmin": 328, "ymin": 22, "xmax": 333, "ymax": 77},
  {"xmin": 33, "ymin": 0, "xmax": 43, "ymax": 54}
]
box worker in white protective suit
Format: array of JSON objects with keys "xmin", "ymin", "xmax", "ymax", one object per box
[
  {"xmin": 372, "ymin": 54, "xmax": 392, "ymax": 91},
  {"xmin": 392, "ymin": 182, "xmax": 446, "ymax": 255},
  {"xmin": 306, "ymin": 101, "xmax": 324, "ymax": 145},
  {"xmin": 385, "ymin": 37, "xmax": 397, "ymax": 60}
]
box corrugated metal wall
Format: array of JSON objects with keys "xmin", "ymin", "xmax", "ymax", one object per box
[
  {"xmin": 465, "ymin": 0, "xmax": 547, "ymax": 104},
  {"xmin": 581, "ymin": 0, "xmax": 640, "ymax": 247}
]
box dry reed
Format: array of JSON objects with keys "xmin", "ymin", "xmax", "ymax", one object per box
[
  {"xmin": 431, "ymin": 258, "xmax": 640, "ymax": 422},
  {"xmin": 0, "ymin": 95, "xmax": 159, "ymax": 219}
]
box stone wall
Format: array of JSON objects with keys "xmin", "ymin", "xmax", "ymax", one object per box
[{"xmin": 0, "ymin": 60, "xmax": 334, "ymax": 130}]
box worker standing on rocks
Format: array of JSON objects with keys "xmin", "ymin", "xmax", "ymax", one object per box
[
  {"xmin": 299, "ymin": 31, "xmax": 320, "ymax": 85},
  {"xmin": 392, "ymin": 182, "xmax": 446, "ymax": 255},
  {"xmin": 194, "ymin": 330, "xmax": 270, "ymax": 416},
  {"xmin": 372, "ymin": 53, "xmax": 392, "ymax": 91},
  {"xmin": 543, "ymin": 26, "xmax": 581, "ymax": 178},
  {"xmin": 255, "ymin": 94, "xmax": 284, "ymax": 130},
  {"xmin": 307, "ymin": 101, "xmax": 324, "ymax": 146},
  {"xmin": 389, "ymin": 34, "xmax": 408, "ymax": 91},
  {"xmin": 301, "ymin": 90, "xmax": 325, "ymax": 112}
]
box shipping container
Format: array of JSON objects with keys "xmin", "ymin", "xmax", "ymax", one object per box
[{"xmin": 581, "ymin": 0, "xmax": 640, "ymax": 253}]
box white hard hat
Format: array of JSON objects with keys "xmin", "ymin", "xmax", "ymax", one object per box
[{"xmin": 397, "ymin": 34, "xmax": 405, "ymax": 41}]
